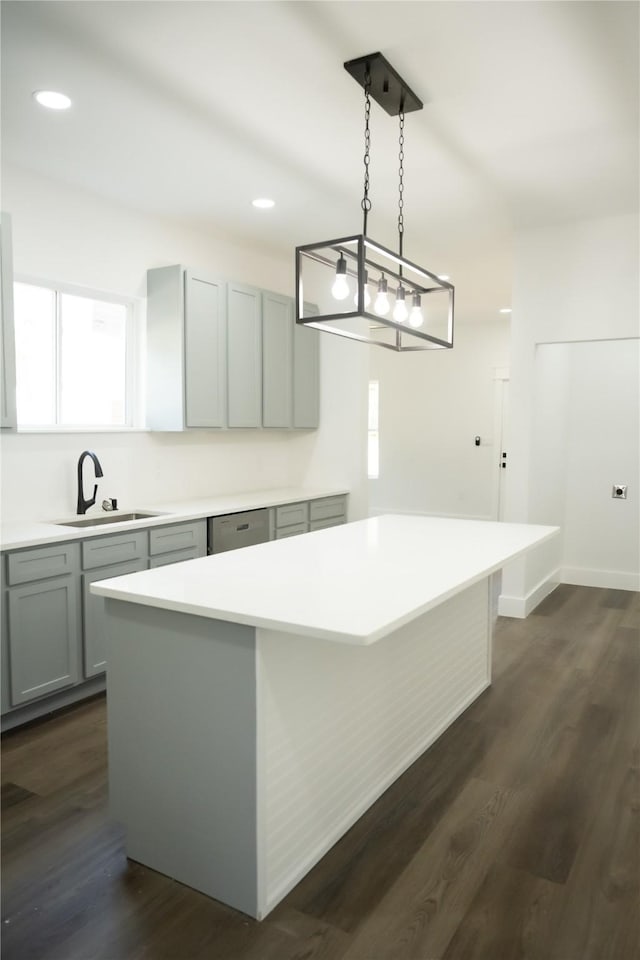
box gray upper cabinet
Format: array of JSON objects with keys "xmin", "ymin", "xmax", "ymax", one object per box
[
  {"xmin": 146, "ymin": 265, "xmax": 318, "ymax": 432},
  {"xmin": 293, "ymin": 303, "xmax": 320, "ymax": 429},
  {"xmin": 1, "ymin": 212, "xmax": 17, "ymax": 431},
  {"xmin": 263, "ymin": 295, "xmax": 320, "ymax": 430},
  {"xmin": 227, "ymin": 281, "xmax": 262, "ymax": 428},
  {"xmin": 185, "ymin": 271, "xmax": 226, "ymax": 428},
  {"xmin": 146, "ymin": 265, "xmax": 185, "ymax": 431},
  {"xmin": 262, "ymin": 291, "xmax": 293, "ymax": 428},
  {"xmin": 146, "ymin": 265, "xmax": 226, "ymax": 430}
]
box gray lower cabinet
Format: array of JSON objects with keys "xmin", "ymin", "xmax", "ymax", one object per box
[
  {"xmin": 309, "ymin": 496, "xmax": 347, "ymax": 529},
  {"xmin": 149, "ymin": 519, "xmax": 207, "ymax": 567},
  {"xmin": 1, "ymin": 507, "xmax": 347, "ymax": 725},
  {"xmin": 81, "ymin": 531, "xmax": 147, "ymax": 678},
  {"xmin": 1, "ymin": 520, "xmax": 208, "ymax": 725},
  {"xmin": 149, "ymin": 548, "xmax": 201, "ymax": 568},
  {"xmin": 6, "ymin": 542, "xmax": 81, "ymax": 707},
  {"xmin": 271, "ymin": 496, "xmax": 347, "ymax": 541},
  {"xmin": 82, "ymin": 530, "xmax": 147, "ymax": 570},
  {"xmin": 82, "ymin": 558, "xmax": 147, "ymax": 677},
  {"xmin": 275, "ymin": 522, "xmax": 308, "ymax": 539},
  {"xmin": 1, "ymin": 212, "xmax": 17, "ymax": 431}
]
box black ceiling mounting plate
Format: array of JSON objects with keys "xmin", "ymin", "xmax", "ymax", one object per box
[{"xmin": 344, "ymin": 52, "xmax": 423, "ymax": 116}]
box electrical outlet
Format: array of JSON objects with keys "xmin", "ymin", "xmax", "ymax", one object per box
[{"xmin": 612, "ymin": 484, "xmax": 627, "ymax": 499}]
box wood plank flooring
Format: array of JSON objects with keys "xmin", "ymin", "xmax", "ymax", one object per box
[{"xmin": 2, "ymin": 585, "xmax": 638, "ymax": 960}]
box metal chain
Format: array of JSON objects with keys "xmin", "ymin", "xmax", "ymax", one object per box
[
  {"xmin": 398, "ymin": 111, "xmax": 405, "ymax": 258},
  {"xmin": 361, "ymin": 68, "xmax": 372, "ymax": 235}
]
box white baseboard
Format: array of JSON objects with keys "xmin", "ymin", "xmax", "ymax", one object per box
[
  {"xmin": 560, "ymin": 567, "xmax": 640, "ymax": 592},
  {"xmin": 498, "ymin": 570, "xmax": 560, "ymax": 619}
]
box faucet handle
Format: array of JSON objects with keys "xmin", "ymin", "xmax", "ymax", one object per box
[{"xmin": 102, "ymin": 498, "xmax": 118, "ymax": 511}]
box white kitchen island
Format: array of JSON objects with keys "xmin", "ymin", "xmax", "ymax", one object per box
[{"xmin": 92, "ymin": 514, "xmax": 557, "ymax": 919}]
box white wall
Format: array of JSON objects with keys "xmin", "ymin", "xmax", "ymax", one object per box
[
  {"xmin": 501, "ymin": 212, "xmax": 640, "ymax": 613},
  {"xmin": 369, "ymin": 319, "xmax": 510, "ymax": 521},
  {"xmin": 561, "ymin": 340, "xmax": 639, "ymax": 588},
  {"xmin": 0, "ymin": 166, "xmax": 369, "ymax": 522}
]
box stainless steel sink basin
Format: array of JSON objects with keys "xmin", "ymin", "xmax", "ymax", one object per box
[{"xmin": 56, "ymin": 512, "xmax": 166, "ymax": 528}]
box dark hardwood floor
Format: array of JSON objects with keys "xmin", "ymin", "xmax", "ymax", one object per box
[{"xmin": 2, "ymin": 585, "xmax": 638, "ymax": 959}]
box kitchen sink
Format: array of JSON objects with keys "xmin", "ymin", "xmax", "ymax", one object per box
[{"xmin": 56, "ymin": 512, "xmax": 167, "ymax": 528}]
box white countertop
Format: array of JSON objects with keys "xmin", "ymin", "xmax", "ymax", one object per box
[
  {"xmin": 0, "ymin": 487, "xmax": 348, "ymax": 551},
  {"xmin": 91, "ymin": 514, "xmax": 559, "ymax": 645}
]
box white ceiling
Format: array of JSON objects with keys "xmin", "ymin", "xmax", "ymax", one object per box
[{"xmin": 2, "ymin": 1, "xmax": 638, "ymax": 320}]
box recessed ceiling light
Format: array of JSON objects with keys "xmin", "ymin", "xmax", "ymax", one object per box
[
  {"xmin": 438, "ymin": 275, "xmax": 450, "ymax": 281},
  {"xmin": 499, "ymin": 307, "xmax": 512, "ymax": 314},
  {"xmin": 252, "ymin": 198, "xmax": 275, "ymax": 209},
  {"xmin": 33, "ymin": 90, "xmax": 72, "ymax": 110}
]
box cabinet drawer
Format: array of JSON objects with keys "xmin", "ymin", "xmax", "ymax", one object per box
[
  {"xmin": 275, "ymin": 502, "xmax": 308, "ymax": 528},
  {"xmin": 149, "ymin": 520, "xmax": 206, "ymax": 557},
  {"xmin": 82, "ymin": 531, "xmax": 147, "ymax": 570},
  {"xmin": 275, "ymin": 522, "xmax": 308, "ymax": 539},
  {"xmin": 7, "ymin": 542, "xmax": 79, "ymax": 585},
  {"xmin": 310, "ymin": 516, "xmax": 346, "ymax": 532},
  {"xmin": 309, "ymin": 496, "xmax": 346, "ymax": 523},
  {"xmin": 149, "ymin": 547, "xmax": 203, "ymax": 568}
]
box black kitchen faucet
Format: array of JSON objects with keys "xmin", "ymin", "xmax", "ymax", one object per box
[{"xmin": 77, "ymin": 450, "xmax": 104, "ymax": 515}]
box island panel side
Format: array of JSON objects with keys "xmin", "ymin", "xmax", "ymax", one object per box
[
  {"xmin": 256, "ymin": 577, "xmax": 491, "ymax": 916},
  {"xmin": 105, "ymin": 599, "xmax": 259, "ymax": 918}
]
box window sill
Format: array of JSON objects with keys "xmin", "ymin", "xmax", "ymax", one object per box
[{"xmin": 16, "ymin": 426, "xmax": 149, "ymax": 435}]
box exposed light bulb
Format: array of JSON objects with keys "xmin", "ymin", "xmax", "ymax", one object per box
[
  {"xmin": 354, "ymin": 271, "xmax": 371, "ymax": 309},
  {"xmin": 374, "ymin": 276, "xmax": 390, "ymax": 316},
  {"xmin": 332, "ymin": 274, "xmax": 350, "ymax": 300},
  {"xmin": 331, "ymin": 254, "xmax": 350, "ymax": 301},
  {"xmin": 393, "ymin": 286, "xmax": 408, "ymax": 323},
  {"xmin": 409, "ymin": 293, "xmax": 424, "ymax": 327}
]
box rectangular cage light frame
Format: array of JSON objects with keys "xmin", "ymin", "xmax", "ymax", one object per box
[{"xmin": 296, "ymin": 234, "xmax": 455, "ymax": 352}]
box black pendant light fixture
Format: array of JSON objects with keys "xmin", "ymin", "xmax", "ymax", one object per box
[{"xmin": 295, "ymin": 52, "xmax": 454, "ymax": 352}]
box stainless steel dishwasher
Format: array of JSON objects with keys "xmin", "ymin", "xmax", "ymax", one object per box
[{"xmin": 207, "ymin": 508, "xmax": 270, "ymax": 555}]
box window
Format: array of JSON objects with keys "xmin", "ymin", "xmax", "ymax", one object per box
[
  {"xmin": 368, "ymin": 380, "xmax": 379, "ymax": 479},
  {"xmin": 13, "ymin": 281, "xmax": 138, "ymax": 429}
]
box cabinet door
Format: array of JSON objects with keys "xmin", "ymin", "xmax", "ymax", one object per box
[
  {"xmin": 146, "ymin": 264, "xmax": 186, "ymax": 431},
  {"xmin": 227, "ymin": 281, "xmax": 262, "ymax": 427},
  {"xmin": 8, "ymin": 576, "xmax": 80, "ymax": 705},
  {"xmin": 184, "ymin": 271, "xmax": 226, "ymax": 428},
  {"xmin": 0, "ymin": 212, "xmax": 17, "ymax": 431},
  {"xmin": 82, "ymin": 558, "xmax": 147, "ymax": 677},
  {"xmin": 262, "ymin": 292, "xmax": 293, "ymax": 428},
  {"xmin": 293, "ymin": 302, "xmax": 319, "ymax": 428},
  {"xmin": 1, "ymin": 558, "xmax": 9, "ymax": 714}
]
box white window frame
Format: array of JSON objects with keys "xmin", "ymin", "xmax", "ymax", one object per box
[{"xmin": 14, "ymin": 275, "xmax": 144, "ymax": 432}]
